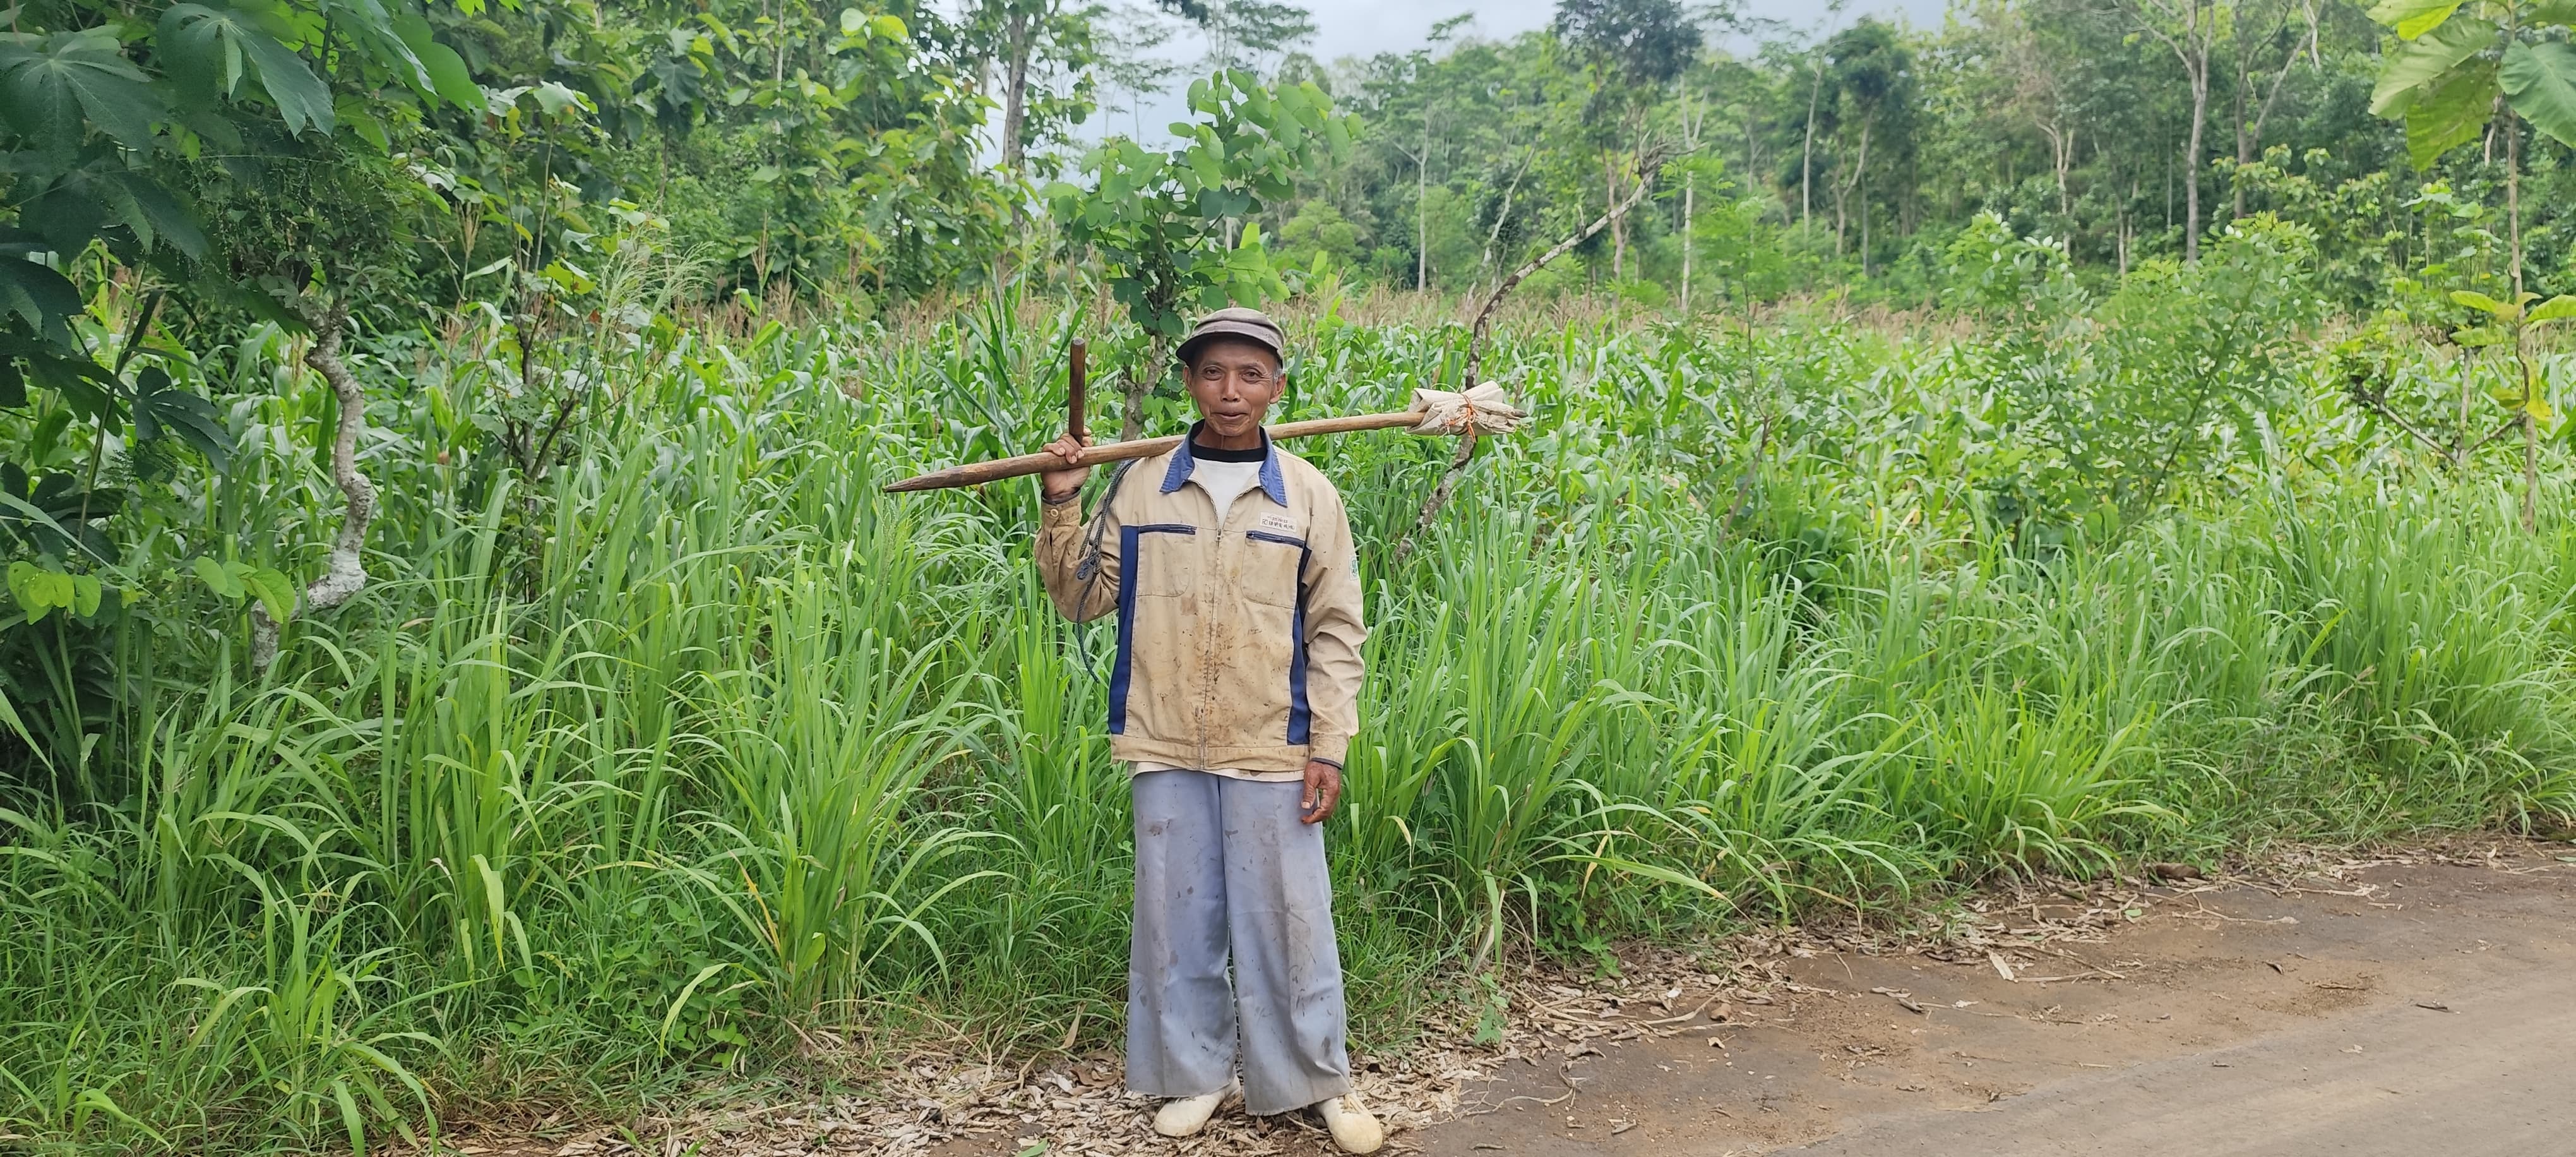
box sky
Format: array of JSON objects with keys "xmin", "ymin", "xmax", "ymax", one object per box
[
  {"xmin": 1086, "ymin": 0, "xmax": 1951, "ymax": 147},
  {"xmin": 1289, "ymin": 0, "xmax": 1948, "ymax": 66}
]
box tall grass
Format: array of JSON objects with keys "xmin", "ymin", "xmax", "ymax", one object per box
[{"xmin": 1, "ymin": 296, "xmax": 2571, "ymax": 1152}]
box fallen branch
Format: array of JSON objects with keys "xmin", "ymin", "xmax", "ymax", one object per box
[{"xmin": 1393, "ymin": 146, "xmax": 1674, "ymax": 570}]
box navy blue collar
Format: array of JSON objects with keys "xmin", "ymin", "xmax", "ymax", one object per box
[{"xmin": 1162, "ymin": 421, "xmax": 1288, "ymax": 507}]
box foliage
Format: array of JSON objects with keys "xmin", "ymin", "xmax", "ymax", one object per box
[
  {"xmin": 1047, "ymin": 69, "xmax": 1351, "ymax": 431},
  {"xmin": 2, "ymin": 275, "xmax": 2573, "ymax": 1149}
]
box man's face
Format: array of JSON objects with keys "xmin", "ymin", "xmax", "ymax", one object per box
[{"xmin": 1185, "ymin": 338, "xmax": 1285, "ymax": 444}]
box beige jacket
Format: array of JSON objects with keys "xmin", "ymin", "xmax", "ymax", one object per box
[{"xmin": 1037, "ymin": 431, "xmax": 1366, "ymax": 771}]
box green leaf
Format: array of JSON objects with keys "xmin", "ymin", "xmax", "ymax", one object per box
[
  {"xmin": 242, "ymin": 27, "xmax": 333, "ymax": 136},
  {"xmin": 7, "ymin": 561, "xmax": 75, "ymax": 623},
  {"xmin": 6, "ymin": 560, "xmax": 44, "ymax": 621},
  {"xmin": 2451, "ymin": 289, "xmax": 2508, "ymax": 315},
  {"xmin": 2368, "ymin": 0, "xmax": 2459, "ymax": 35},
  {"xmin": 332, "ymin": 1077, "xmax": 366, "ymax": 1157},
  {"xmin": 2371, "ymin": 17, "xmax": 2495, "ymax": 116},
  {"xmin": 158, "ymin": 6, "xmax": 335, "ymax": 136},
  {"xmin": 2501, "ymin": 41, "xmax": 2576, "ymax": 150},
  {"xmin": 242, "ymin": 567, "xmax": 294, "ymax": 623},
  {"xmin": 2527, "ymin": 296, "xmax": 2576, "ymax": 325},
  {"xmin": 134, "ymin": 370, "xmax": 232, "ymax": 469},
  {"xmin": 158, "ymin": 4, "xmax": 253, "ymax": 99},
  {"xmin": 0, "ymin": 33, "xmax": 165, "ymax": 157},
  {"xmin": 529, "ymin": 80, "xmax": 593, "ymax": 119},
  {"xmin": 104, "ymin": 173, "xmax": 209, "ymax": 260},
  {"xmin": 193, "ymin": 555, "xmax": 245, "ymax": 599},
  {"xmin": 2406, "ymin": 62, "xmax": 2496, "ymax": 169},
  {"xmin": 393, "ymin": 14, "xmax": 481, "ymax": 111},
  {"xmin": 68, "ymin": 573, "xmax": 100, "ymax": 618},
  {"xmin": 0, "ymin": 257, "xmax": 81, "ymax": 339}
]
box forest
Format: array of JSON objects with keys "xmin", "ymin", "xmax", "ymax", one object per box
[{"xmin": 2, "ymin": 0, "xmax": 2575, "ymax": 1151}]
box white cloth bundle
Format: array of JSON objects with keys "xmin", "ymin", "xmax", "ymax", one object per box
[{"xmin": 1407, "ymin": 382, "xmax": 1528, "ymax": 436}]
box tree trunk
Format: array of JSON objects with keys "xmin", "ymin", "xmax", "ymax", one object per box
[
  {"xmin": 2524, "ymin": 410, "xmax": 2537, "ymax": 534},
  {"xmin": 1418, "ymin": 110, "xmax": 1433, "ymax": 291},
  {"xmin": 1801, "ymin": 56, "xmax": 1823, "ymax": 239},
  {"xmin": 253, "ymin": 299, "xmax": 379, "ymax": 670},
  {"xmin": 2183, "ymin": 52, "xmax": 2207, "ymax": 263},
  {"xmin": 1681, "ymin": 171, "xmax": 1694, "ymax": 313},
  {"xmin": 2231, "ymin": 27, "xmax": 2249, "ymax": 220},
  {"xmin": 1606, "ymin": 153, "xmax": 1626, "ymax": 280},
  {"xmin": 2505, "ymin": 108, "xmax": 2523, "ymax": 297},
  {"xmin": 999, "ymin": 11, "xmax": 1033, "ymax": 171},
  {"xmin": 1834, "ymin": 119, "xmax": 1871, "ymax": 261},
  {"xmin": 1123, "ymin": 336, "xmax": 1167, "ymax": 441}
]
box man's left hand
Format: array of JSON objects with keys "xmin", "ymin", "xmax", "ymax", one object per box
[{"xmin": 1299, "ymin": 759, "xmax": 1342, "ymax": 825}]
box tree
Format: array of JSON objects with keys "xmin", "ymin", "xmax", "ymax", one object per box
[
  {"xmin": 2366, "ymin": 0, "xmax": 2576, "ymax": 297},
  {"xmin": 1554, "ymin": 0, "xmax": 1702, "ymax": 279},
  {"xmin": 1820, "ymin": 20, "xmax": 1916, "ymax": 271},
  {"xmin": 1048, "ymin": 71, "xmax": 1353, "ymax": 438},
  {"xmin": 2116, "ymin": 0, "xmax": 2241, "ymax": 262},
  {"xmin": 2366, "ymin": 0, "xmax": 2576, "ymax": 531},
  {"xmin": 972, "ymin": 0, "xmax": 1208, "ymax": 172}
]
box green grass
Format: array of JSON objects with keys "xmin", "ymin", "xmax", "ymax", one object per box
[{"xmin": 2, "ymin": 292, "xmax": 2572, "ymax": 1153}]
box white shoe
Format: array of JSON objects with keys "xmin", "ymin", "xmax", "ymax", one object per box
[
  {"xmin": 1151, "ymin": 1083, "xmax": 1230, "ymax": 1137},
  {"xmin": 1315, "ymin": 1092, "xmax": 1385, "ymax": 1154}
]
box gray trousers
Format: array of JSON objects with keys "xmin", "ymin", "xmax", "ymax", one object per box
[{"xmin": 1127, "ymin": 769, "xmax": 1352, "ymax": 1115}]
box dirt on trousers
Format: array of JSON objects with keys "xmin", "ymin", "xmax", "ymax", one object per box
[{"xmin": 1419, "ymin": 849, "xmax": 2576, "ymax": 1157}]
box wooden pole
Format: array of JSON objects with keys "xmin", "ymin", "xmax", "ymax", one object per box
[
  {"xmin": 884, "ymin": 411, "xmax": 1422, "ymax": 493},
  {"xmin": 1067, "ymin": 339, "xmax": 1087, "ymax": 441}
]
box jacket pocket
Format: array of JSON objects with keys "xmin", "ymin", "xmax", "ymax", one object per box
[
  {"xmin": 1210, "ymin": 599, "xmax": 1299, "ymax": 745},
  {"xmin": 1236, "ymin": 531, "xmax": 1308, "ymax": 609},
  {"xmin": 1111, "ymin": 525, "xmax": 1198, "ymax": 738}
]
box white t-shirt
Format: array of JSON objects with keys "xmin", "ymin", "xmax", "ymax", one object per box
[
  {"xmin": 1133, "ymin": 453, "xmax": 1305, "ymax": 784},
  {"xmin": 1193, "ymin": 457, "xmax": 1263, "ymax": 524}
]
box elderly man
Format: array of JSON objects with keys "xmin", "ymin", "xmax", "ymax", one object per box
[{"xmin": 1035, "ymin": 307, "xmax": 1383, "ymax": 1154}]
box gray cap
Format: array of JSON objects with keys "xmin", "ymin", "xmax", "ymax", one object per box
[{"xmin": 1176, "ymin": 306, "xmax": 1285, "ymax": 367}]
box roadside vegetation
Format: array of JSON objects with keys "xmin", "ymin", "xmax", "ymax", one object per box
[{"xmin": 4, "ymin": 0, "xmax": 2576, "ymax": 1152}]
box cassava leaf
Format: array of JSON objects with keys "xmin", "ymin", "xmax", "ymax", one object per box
[
  {"xmin": 160, "ymin": 3, "xmax": 333, "ymax": 135},
  {"xmin": 158, "ymin": 4, "xmax": 253, "ymax": 99},
  {"xmin": 105, "ymin": 172, "xmax": 209, "ymax": 259},
  {"xmin": 133, "ymin": 369, "xmax": 232, "ymax": 469},
  {"xmin": 242, "ymin": 30, "xmax": 333, "ymax": 137},
  {"xmin": 0, "ymin": 33, "xmax": 165, "ymax": 157},
  {"xmin": 2501, "ymin": 41, "xmax": 2576, "ymax": 150},
  {"xmin": 0, "ymin": 258, "xmax": 81, "ymax": 339}
]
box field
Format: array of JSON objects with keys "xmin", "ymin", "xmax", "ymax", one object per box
[{"xmin": 3, "ymin": 273, "xmax": 2574, "ymax": 1154}]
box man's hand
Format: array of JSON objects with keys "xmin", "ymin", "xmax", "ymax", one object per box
[
  {"xmin": 1299, "ymin": 759, "xmax": 1342, "ymax": 825},
  {"xmin": 1039, "ymin": 434, "xmax": 1093, "ymax": 503}
]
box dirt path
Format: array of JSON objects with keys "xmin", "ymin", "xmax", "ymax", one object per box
[
  {"xmin": 1422, "ymin": 851, "xmax": 2576, "ymax": 1157},
  {"xmin": 456, "ymin": 848, "xmax": 2576, "ymax": 1157}
]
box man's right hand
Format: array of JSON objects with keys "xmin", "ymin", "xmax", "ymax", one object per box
[{"xmin": 1039, "ymin": 434, "xmax": 1094, "ymax": 503}]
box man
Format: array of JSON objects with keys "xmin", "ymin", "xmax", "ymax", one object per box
[{"xmin": 1035, "ymin": 307, "xmax": 1384, "ymax": 1154}]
